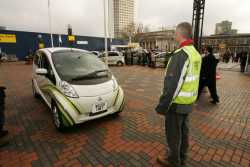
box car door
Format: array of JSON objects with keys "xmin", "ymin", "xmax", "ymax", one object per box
[
  {"xmin": 38, "ymin": 52, "xmax": 56, "ymax": 105},
  {"xmin": 156, "ymin": 53, "xmax": 166, "ymax": 67},
  {"xmin": 33, "ymin": 52, "xmax": 41, "ymax": 92}
]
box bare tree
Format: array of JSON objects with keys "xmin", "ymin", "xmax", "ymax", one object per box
[{"xmin": 120, "ymin": 22, "xmax": 147, "ymax": 43}]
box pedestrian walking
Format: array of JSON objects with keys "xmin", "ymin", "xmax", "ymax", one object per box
[
  {"xmin": 124, "ymin": 50, "xmax": 128, "ymax": 65},
  {"xmin": 130, "ymin": 50, "xmax": 134, "ymax": 65},
  {"xmin": 240, "ymin": 51, "xmax": 247, "ymax": 73},
  {"xmin": 0, "ymin": 86, "xmax": 8, "ymax": 138},
  {"xmin": 147, "ymin": 50, "xmax": 152, "ymax": 67},
  {"xmin": 198, "ymin": 47, "xmax": 220, "ymax": 104},
  {"xmin": 142, "ymin": 49, "xmax": 148, "ymax": 66},
  {"xmin": 155, "ymin": 22, "xmax": 202, "ymax": 167},
  {"xmin": 0, "ymin": 48, "xmax": 2, "ymax": 64}
]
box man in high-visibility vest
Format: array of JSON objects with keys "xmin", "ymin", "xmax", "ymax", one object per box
[{"xmin": 156, "ymin": 22, "xmax": 202, "ymax": 167}]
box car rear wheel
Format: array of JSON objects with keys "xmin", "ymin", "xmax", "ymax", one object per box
[
  {"xmin": 32, "ymin": 80, "xmax": 39, "ymax": 98},
  {"xmin": 117, "ymin": 61, "xmax": 124, "ymax": 66}
]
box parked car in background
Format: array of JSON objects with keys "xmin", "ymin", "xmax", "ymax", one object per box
[
  {"xmin": 214, "ymin": 53, "xmax": 220, "ymax": 60},
  {"xmin": 99, "ymin": 51, "xmax": 125, "ymax": 66},
  {"xmin": 32, "ymin": 47, "xmax": 124, "ymax": 130},
  {"xmin": 91, "ymin": 51, "xmax": 102, "ymax": 57},
  {"xmin": 151, "ymin": 52, "xmax": 172, "ymax": 68},
  {"xmin": 201, "ymin": 52, "xmax": 220, "ymax": 60}
]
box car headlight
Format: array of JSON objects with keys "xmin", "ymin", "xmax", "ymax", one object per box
[{"xmin": 60, "ymin": 81, "xmax": 79, "ymax": 98}]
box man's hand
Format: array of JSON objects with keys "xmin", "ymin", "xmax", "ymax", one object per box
[{"xmin": 155, "ymin": 105, "xmax": 166, "ymax": 116}]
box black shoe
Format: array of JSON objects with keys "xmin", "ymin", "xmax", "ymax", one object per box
[
  {"xmin": 181, "ymin": 160, "xmax": 186, "ymax": 166},
  {"xmin": 156, "ymin": 156, "xmax": 174, "ymax": 167},
  {"xmin": 210, "ymin": 100, "xmax": 216, "ymax": 104},
  {"xmin": 0, "ymin": 130, "xmax": 8, "ymax": 138},
  {"xmin": 210, "ymin": 100, "xmax": 219, "ymax": 104}
]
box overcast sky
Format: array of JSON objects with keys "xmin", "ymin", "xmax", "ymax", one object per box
[{"xmin": 1, "ymin": 0, "xmax": 250, "ymax": 37}]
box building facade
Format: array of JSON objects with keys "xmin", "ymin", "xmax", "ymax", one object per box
[
  {"xmin": 112, "ymin": 0, "xmax": 135, "ymax": 38},
  {"xmin": 202, "ymin": 34, "xmax": 250, "ymax": 53},
  {"xmin": 139, "ymin": 30, "xmax": 177, "ymax": 51},
  {"xmin": 0, "ymin": 30, "xmax": 126, "ymax": 60},
  {"xmin": 215, "ymin": 20, "xmax": 238, "ymax": 35}
]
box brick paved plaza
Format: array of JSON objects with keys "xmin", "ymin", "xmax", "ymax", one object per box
[{"xmin": 0, "ymin": 62, "xmax": 249, "ymax": 167}]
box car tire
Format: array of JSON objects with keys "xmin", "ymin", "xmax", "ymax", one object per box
[
  {"xmin": 113, "ymin": 101, "xmax": 124, "ymax": 117},
  {"xmin": 51, "ymin": 102, "xmax": 65, "ymax": 131},
  {"xmin": 32, "ymin": 80, "xmax": 40, "ymax": 98},
  {"xmin": 117, "ymin": 61, "xmax": 124, "ymax": 66},
  {"xmin": 113, "ymin": 110, "xmax": 122, "ymax": 117}
]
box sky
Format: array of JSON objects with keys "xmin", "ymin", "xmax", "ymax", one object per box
[{"xmin": 0, "ymin": 0, "xmax": 250, "ymax": 37}]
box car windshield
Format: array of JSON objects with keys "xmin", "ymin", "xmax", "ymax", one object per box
[{"xmin": 52, "ymin": 51, "xmax": 109, "ymax": 82}]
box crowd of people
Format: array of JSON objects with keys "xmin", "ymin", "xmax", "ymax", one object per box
[
  {"xmin": 222, "ymin": 50, "xmax": 249, "ymax": 73},
  {"xmin": 123, "ymin": 49, "xmax": 155, "ymax": 66}
]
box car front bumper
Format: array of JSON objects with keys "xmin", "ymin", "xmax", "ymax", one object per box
[{"xmin": 61, "ymin": 86, "xmax": 124, "ymax": 125}]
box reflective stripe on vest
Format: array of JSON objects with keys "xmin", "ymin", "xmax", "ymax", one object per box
[
  {"xmin": 173, "ymin": 45, "xmax": 202, "ymax": 104},
  {"xmin": 178, "ymin": 91, "xmax": 197, "ymax": 97},
  {"xmin": 185, "ymin": 75, "xmax": 199, "ymax": 82}
]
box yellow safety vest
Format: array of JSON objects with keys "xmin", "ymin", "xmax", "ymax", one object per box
[{"xmin": 167, "ymin": 45, "xmax": 202, "ymax": 104}]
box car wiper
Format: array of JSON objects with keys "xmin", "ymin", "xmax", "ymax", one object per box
[{"xmin": 71, "ymin": 69, "xmax": 109, "ymax": 81}]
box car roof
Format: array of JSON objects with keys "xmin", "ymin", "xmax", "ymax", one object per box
[{"xmin": 39, "ymin": 47, "xmax": 90, "ymax": 54}]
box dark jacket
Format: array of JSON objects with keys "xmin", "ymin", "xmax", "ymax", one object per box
[
  {"xmin": 155, "ymin": 49, "xmax": 192, "ymax": 115},
  {"xmin": 200, "ymin": 53, "xmax": 218, "ymax": 81},
  {"xmin": 0, "ymin": 87, "xmax": 6, "ymax": 106},
  {"xmin": 240, "ymin": 52, "xmax": 248, "ymax": 66}
]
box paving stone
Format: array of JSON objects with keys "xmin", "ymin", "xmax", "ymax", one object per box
[{"xmin": 0, "ymin": 63, "xmax": 249, "ymax": 167}]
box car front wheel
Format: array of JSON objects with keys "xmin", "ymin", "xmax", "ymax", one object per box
[
  {"xmin": 113, "ymin": 100, "xmax": 125, "ymax": 117},
  {"xmin": 32, "ymin": 80, "xmax": 39, "ymax": 98},
  {"xmin": 51, "ymin": 103, "xmax": 64, "ymax": 131}
]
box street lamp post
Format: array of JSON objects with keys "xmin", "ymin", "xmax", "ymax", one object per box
[
  {"xmin": 48, "ymin": 0, "xmax": 54, "ymax": 47},
  {"xmin": 108, "ymin": 0, "xmax": 113, "ymax": 43},
  {"xmin": 103, "ymin": 0, "xmax": 108, "ymax": 66}
]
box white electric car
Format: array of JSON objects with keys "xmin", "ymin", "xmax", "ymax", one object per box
[{"xmin": 32, "ymin": 48, "xmax": 124, "ymax": 130}]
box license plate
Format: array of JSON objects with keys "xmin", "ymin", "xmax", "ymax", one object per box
[{"xmin": 92, "ymin": 101, "xmax": 107, "ymax": 114}]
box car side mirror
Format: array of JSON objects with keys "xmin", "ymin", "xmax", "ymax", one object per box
[{"xmin": 36, "ymin": 68, "xmax": 48, "ymax": 75}]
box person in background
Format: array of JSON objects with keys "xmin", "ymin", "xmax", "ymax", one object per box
[
  {"xmin": 124, "ymin": 49, "xmax": 128, "ymax": 65},
  {"xmin": 240, "ymin": 51, "xmax": 248, "ymax": 73},
  {"xmin": 198, "ymin": 46, "xmax": 220, "ymax": 104},
  {"xmin": 156, "ymin": 22, "xmax": 202, "ymax": 167},
  {"xmin": 0, "ymin": 86, "xmax": 8, "ymax": 138},
  {"xmin": 142, "ymin": 49, "xmax": 148, "ymax": 66},
  {"xmin": 0, "ymin": 48, "xmax": 2, "ymax": 64},
  {"xmin": 147, "ymin": 50, "xmax": 152, "ymax": 67},
  {"xmin": 130, "ymin": 50, "xmax": 134, "ymax": 65}
]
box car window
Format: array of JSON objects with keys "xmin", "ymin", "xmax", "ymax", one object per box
[
  {"xmin": 40, "ymin": 52, "xmax": 56, "ymax": 84},
  {"xmin": 34, "ymin": 53, "xmax": 40, "ymax": 67},
  {"xmin": 108, "ymin": 52, "xmax": 119, "ymax": 57},
  {"xmin": 92, "ymin": 52, "xmax": 98, "ymax": 56}
]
